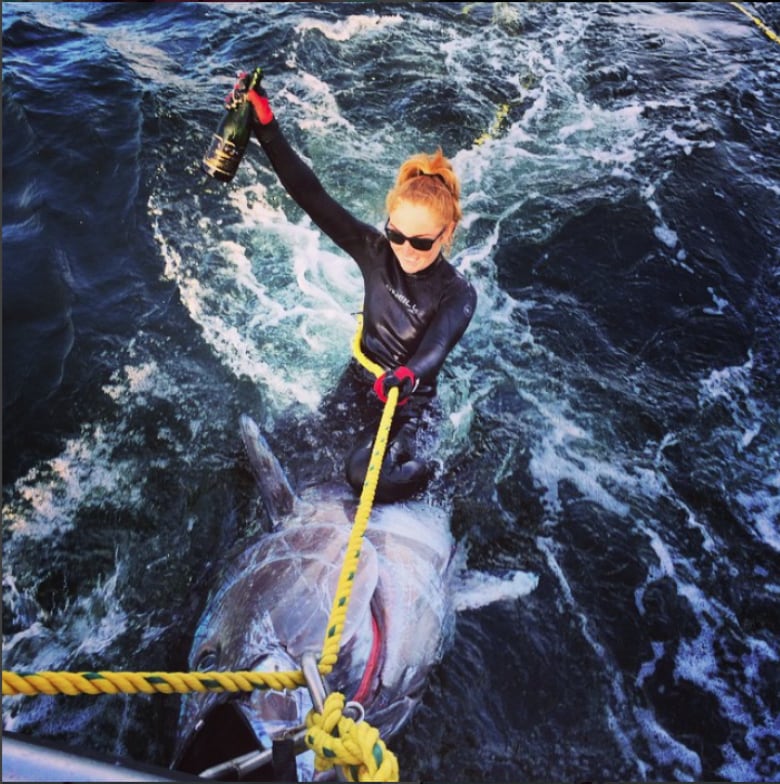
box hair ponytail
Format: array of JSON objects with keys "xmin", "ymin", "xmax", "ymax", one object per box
[{"xmin": 386, "ymin": 148, "xmax": 462, "ymax": 228}]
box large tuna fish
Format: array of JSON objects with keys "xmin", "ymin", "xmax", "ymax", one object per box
[{"xmin": 172, "ymin": 413, "xmax": 457, "ymax": 780}]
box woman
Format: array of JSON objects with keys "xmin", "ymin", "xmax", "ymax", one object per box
[{"xmin": 246, "ymin": 82, "xmax": 477, "ymax": 502}]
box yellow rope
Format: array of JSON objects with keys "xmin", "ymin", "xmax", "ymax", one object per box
[
  {"xmin": 473, "ymin": 102, "xmax": 510, "ymax": 146},
  {"xmin": 470, "ymin": 4, "xmax": 779, "ymax": 154},
  {"xmin": 2, "ymin": 669, "xmax": 305, "ymax": 697},
  {"xmin": 319, "ymin": 315, "xmax": 396, "ymax": 674},
  {"xmin": 351, "ymin": 313, "xmax": 384, "ymax": 377},
  {"xmin": 304, "ymin": 316, "xmax": 399, "ymax": 778},
  {"xmin": 731, "ymin": 2, "xmax": 780, "ymax": 45},
  {"xmin": 306, "ymin": 692, "xmax": 399, "ymax": 782}
]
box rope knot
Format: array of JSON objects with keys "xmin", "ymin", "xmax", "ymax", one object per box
[{"xmin": 305, "ymin": 692, "xmax": 399, "ymax": 782}]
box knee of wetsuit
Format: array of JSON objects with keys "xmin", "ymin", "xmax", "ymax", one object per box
[
  {"xmin": 386, "ymin": 433, "xmax": 412, "ymax": 465},
  {"xmin": 345, "ymin": 418, "xmax": 435, "ymax": 501},
  {"xmin": 374, "ymin": 458, "xmax": 434, "ymax": 503}
]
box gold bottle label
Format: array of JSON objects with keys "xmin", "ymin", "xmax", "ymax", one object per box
[{"xmin": 202, "ymin": 134, "xmax": 242, "ymax": 181}]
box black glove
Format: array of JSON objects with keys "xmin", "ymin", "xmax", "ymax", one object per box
[{"xmin": 373, "ymin": 366, "xmax": 418, "ymax": 405}]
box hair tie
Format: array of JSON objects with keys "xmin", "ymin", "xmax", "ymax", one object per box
[{"xmin": 419, "ymin": 170, "xmax": 449, "ymax": 188}]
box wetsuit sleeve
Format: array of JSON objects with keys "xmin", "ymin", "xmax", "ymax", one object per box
[
  {"xmin": 407, "ymin": 279, "xmax": 477, "ymax": 385},
  {"xmin": 254, "ymin": 120, "xmax": 377, "ymax": 264}
]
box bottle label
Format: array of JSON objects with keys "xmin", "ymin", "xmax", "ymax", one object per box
[{"xmin": 202, "ymin": 134, "xmax": 242, "ymax": 181}]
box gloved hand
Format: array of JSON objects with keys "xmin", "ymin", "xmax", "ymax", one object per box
[
  {"xmin": 373, "ymin": 366, "xmax": 418, "ymax": 405},
  {"xmin": 245, "ymin": 81, "xmax": 274, "ymax": 126},
  {"xmin": 226, "ymin": 70, "xmax": 274, "ymax": 126}
]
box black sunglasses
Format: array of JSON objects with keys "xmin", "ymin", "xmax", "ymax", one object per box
[{"xmin": 384, "ymin": 219, "xmax": 446, "ymax": 252}]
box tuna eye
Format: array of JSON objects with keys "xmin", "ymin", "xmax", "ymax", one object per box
[{"xmin": 195, "ymin": 649, "xmax": 218, "ymax": 672}]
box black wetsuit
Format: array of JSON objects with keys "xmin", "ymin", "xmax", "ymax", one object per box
[{"xmin": 255, "ymin": 120, "xmax": 477, "ymax": 501}]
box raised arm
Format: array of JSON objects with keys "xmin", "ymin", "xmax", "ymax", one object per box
[{"xmin": 248, "ymin": 89, "xmax": 377, "ymax": 260}]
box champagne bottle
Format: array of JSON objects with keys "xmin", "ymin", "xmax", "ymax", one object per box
[{"xmin": 202, "ymin": 67, "xmax": 262, "ymax": 182}]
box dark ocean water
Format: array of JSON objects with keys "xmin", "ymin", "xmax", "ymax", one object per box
[{"xmin": 3, "ymin": 2, "xmax": 780, "ymax": 781}]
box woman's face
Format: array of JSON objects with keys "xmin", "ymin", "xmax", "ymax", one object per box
[{"xmin": 386, "ymin": 200, "xmax": 452, "ymax": 275}]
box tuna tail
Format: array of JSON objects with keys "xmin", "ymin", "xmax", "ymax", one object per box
[{"xmin": 239, "ymin": 413, "xmax": 297, "ymax": 524}]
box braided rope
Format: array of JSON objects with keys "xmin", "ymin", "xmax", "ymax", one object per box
[
  {"xmin": 306, "ymin": 692, "xmax": 400, "ymax": 782},
  {"xmin": 318, "ymin": 380, "xmax": 397, "ymax": 673},
  {"xmin": 2, "ymin": 668, "xmax": 305, "ymax": 697}
]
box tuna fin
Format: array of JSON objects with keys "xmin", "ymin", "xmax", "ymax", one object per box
[{"xmin": 239, "ymin": 414, "xmax": 297, "ymax": 524}]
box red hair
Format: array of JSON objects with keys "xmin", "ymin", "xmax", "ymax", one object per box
[{"xmin": 386, "ymin": 148, "xmax": 462, "ymax": 228}]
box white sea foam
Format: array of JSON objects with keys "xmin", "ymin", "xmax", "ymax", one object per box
[
  {"xmin": 634, "ymin": 705, "xmax": 702, "ymax": 779},
  {"xmin": 699, "ymin": 354, "xmax": 754, "ymax": 404},
  {"xmin": 4, "ymin": 426, "xmax": 140, "ymax": 541},
  {"xmin": 284, "ymin": 72, "xmax": 354, "ymax": 133},
  {"xmin": 703, "ymin": 286, "xmax": 729, "ymax": 315},
  {"xmin": 736, "ymin": 480, "xmax": 780, "ymax": 553},
  {"xmin": 5, "ymin": 348, "xmax": 194, "ymax": 554},
  {"xmin": 538, "ymin": 534, "xmax": 655, "ymax": 775},
  {"xmin": 653, "ymin": 223, "xmax": 679, "ymax": 248},
  {"xmin": 636, "ymin": 640, "xmax": 666, "ymax": 687},
  {"xmin": 1, "ymin": 623, "xmax": 68, "ymax": 684},
  {"xmin": 526, "ymin": 396, "xmax": 632, "ymax": 519},
  {"xmin": 670, "ymin": 577, "xmax": 772, "ymax": 771},
  {"xmin": 698, "ymin": 353, "xmax": 765, "ymax": 456},
  {"xmin": 558, "ymin": 112, "xmax": 596, "ymax": 140},
  {"xmin": 448, "ymin": 401, "xmax": 473, "ymax": 432},
  {"xmin": 638, "ymin": 521, "xmax": 676, "ymax": 577},
  {"xmin": 154, "ymin": 184, "xmax": 361, "ymax": 410},
  {"xmin": 296, "ymin": 14, "xmax": 402, "ymax": 42},
  {"xmin": 71, "ymin": 569, "xmax": 128, "ymax": 658}
]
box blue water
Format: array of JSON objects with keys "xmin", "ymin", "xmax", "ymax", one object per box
[{"xmin": 3, "ymin": 2, "xmax": 780, "ymax": 781}]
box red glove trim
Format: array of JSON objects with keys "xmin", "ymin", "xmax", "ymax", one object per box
[
  {"xmin": 247, "ymin": 90, "xmax": 274, "ymax": 125},
  {"xmin": 373, "ymin": 366, "xmax": 417, "ymax": 405}
]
